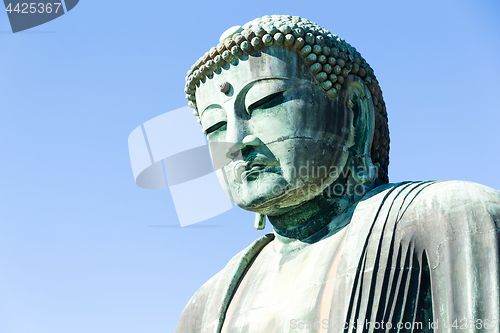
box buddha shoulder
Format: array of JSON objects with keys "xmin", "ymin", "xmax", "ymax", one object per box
[
  {"xmin": 391, "ymin": 180, "xmax": 500, "ymax": 247},
  {"xmin": 174, "ymin": 233, "xmax": 274, "ymax": 333}
]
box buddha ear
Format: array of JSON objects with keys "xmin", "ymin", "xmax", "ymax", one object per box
[{"xmin": 344, "ymin": 75, "xmax": 377, "ymax": 185}]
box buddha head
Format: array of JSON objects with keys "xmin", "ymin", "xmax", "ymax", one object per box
[{"xmin": 185, "ymin": 15, "xmax": 389, "ymax": 221}]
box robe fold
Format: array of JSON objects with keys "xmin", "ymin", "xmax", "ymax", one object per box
[{"xmin": 175, "ymin": 181, "xmax": 500, "ymax": 332}]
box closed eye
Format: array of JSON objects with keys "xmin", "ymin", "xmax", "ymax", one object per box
[
  {"xmin": 247, "ymin": 90, "xmax": 286, "ymax": 113},
  {"xmin": 205, "ymin": 121, "xmax": 227, "ymax": 135}
]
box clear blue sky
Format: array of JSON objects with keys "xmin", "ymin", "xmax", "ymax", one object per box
[{"xmin": 0, "ymin": 1, "xmax": 499, "ymax": 332}]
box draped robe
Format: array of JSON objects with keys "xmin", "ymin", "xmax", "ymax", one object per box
[{"xmin": 175, "ymin": 181, "xmax": 500, "ymax": 332}]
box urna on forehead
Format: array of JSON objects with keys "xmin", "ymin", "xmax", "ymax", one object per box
[
  {"xmin": 186, "ymin": 15, "xmax": 371, "ymax": 110},
  {"xmin": 184, "ymin": 14, "xmax": 391, "ymax": 184},
  {"xmin": 195, "ymin": 48, "xmax": 317, "ymax": 112}
]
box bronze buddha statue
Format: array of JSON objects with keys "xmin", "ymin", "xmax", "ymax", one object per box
[{"xmin": 175, "ymin": 15, "xmax": 500, "ymax": 333}]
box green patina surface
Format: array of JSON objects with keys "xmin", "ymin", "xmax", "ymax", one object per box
[{"xmin": 175, "ymin": 14, "xmax": 500, "ymax": 333}]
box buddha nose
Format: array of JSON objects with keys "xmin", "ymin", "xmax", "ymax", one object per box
[{"xmin": 226, "ymin": 135, "xmax": 262, "ymax": 159}]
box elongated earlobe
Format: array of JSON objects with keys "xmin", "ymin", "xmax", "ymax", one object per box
[
  {"xmin": 344, "ymin": 75, "xmax": 377, "ymax": 186},
  {"xmin": 254, "ymin": 213, "xmax": 266, "ymax": 230},
  {"xmin": 350, "ymin": 153, "xmax": 377, "ymax": 185}
]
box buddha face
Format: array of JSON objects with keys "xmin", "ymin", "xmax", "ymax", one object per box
[{"xmin": 196, "ymin": 47, "xmax": 353, "ymax": 216}]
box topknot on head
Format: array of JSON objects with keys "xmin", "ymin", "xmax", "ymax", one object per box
[{"xmin": 185, "ymin": 15, "xmax": 368, "ymax": 109}]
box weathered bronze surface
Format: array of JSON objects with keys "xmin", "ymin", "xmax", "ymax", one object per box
[{"xmin": 176, "ymin": 15, "xmax": 500, "ymax": 333}]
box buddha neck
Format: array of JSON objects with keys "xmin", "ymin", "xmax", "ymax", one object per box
[{"xmin": 269, "ymin": 178, "xmax": 379, "ymax": 242}]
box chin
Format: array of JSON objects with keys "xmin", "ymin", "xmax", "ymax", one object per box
[
  {"xmin": 255, "ymin": 175, "xmax": 341, "ymax": 216},
  {"xmin": 225, "ymin": 172, "xmax": 292, "ymax": 213}
]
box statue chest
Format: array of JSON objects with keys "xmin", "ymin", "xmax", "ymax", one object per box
[{"xmin": 220, "ymin": 227, "xmax": 349, "ymax": 333}]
